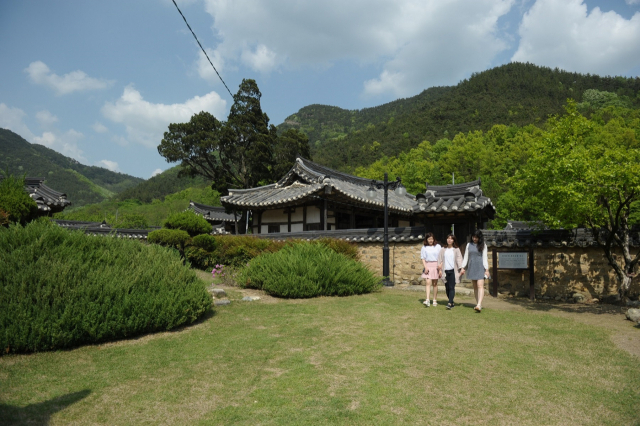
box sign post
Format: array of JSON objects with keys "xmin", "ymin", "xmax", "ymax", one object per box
[{"xmin": 492, "ymin": 249, "xmax": 535, "ymax": 301}]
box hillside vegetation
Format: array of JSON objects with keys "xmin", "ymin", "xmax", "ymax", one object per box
[
  {"xmin": 278, "ymin": 62, "xmax": 640, "ymax": 172},
  {"xmin": 0, "ymin": 129, "xmax": 143, "ymax": 206}
]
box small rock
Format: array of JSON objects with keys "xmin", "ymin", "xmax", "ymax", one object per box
[
  {"xmin": 626, "ymin": 308, "xmax": 640, "ymax": 323},
  {"xmin": 555, "ymin": 296, "xmax": 562, "ymax": 301},
  {"xmin": 213, "ymin": 299, "xmax": 231, "ymax": 306},
  {"xmin": 242, "ymin": 296, "xmax": 260, "ymax": 301},
  {"xmin": 573, "ymin": 293, "xmax": 586, "ymax": 303},
  {"xmin": 211, "ymin": 288, "xmax": 227, "ymax": 298},
  {"xmin": 626, "ymin": 300, "xmax": 640, "ymax": 308}
]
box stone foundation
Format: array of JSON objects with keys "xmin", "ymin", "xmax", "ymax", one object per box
[{"xmin": 357, "ymin": 242, "xmax": 640, "ymax": 300}]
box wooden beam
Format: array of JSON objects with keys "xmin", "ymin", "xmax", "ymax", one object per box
[{"xmin": 323, "ymin": 199, "xmax": 328, "ymax": 231}]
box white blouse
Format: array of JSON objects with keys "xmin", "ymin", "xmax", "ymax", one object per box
[{"xmin": 421, "ymin": 244, "xmax": 441, "ymax": 262}]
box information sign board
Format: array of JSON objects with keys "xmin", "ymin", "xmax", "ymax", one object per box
[{"xmin": 498, "ymin": 252, "xmax": 528, "ymax": 269}]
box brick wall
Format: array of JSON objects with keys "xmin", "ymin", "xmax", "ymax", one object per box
[{"xmin": 357, "ymin": 242, "xmax": 640, "ymax": 299}]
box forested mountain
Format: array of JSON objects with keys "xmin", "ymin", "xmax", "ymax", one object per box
[
  {"xmin": 278, "ymin": 62, "xmax": 640, "ymax": 171},
  {"xmin": 0, "ymin": 129, "xmax": 143, "ymax": 206},
  {"xmin": 116, "ymin": 165, "xmax": 208, "ymax": 203}
]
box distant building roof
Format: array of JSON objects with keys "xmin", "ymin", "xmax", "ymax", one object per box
[
  {"xmin": 0, "ymin": 177, "xmax": 73, "ymax": 214},
  {"xmin": 189, "ymin": 201, "xmax": 238, "ymax": 222},
  {"xmin": 414, "ymin": 180, "xmax": 494, "ymax": 217}
]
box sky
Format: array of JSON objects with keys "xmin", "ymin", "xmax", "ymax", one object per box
[{"xmin": 1, "ymin": 0, "xmax": 640, "ymax": 180}]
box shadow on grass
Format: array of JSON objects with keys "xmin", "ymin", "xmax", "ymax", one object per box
[
  {"xmin": 499, "ymin": 296, "xmax": 627, "ymax": 316},
  {"xmin": 0, "ymin": 389, "xmax": 90, "ymax": 426}
]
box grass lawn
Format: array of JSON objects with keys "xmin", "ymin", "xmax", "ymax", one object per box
[{"xmin": 1, "ymin": 288, "xmax": 639, "ymax": 425}]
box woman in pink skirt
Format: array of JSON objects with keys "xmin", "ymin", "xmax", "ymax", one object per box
[{"xmin": 421, "ymin": 233, "xmax": 442, "ymax": 307}]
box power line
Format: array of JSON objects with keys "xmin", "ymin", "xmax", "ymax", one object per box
[{"xmin": 171, "ymin": 0, "xmax": 233, "ymax": 98}]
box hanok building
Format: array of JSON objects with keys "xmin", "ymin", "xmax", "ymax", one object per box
[
  {"xmin": 221, "ymin": 158, "xmax": 495, "ymax": 243},
  {"xmin": 0, "ymin": 176, "xmax": 72, "ymax": 216},
  {"xmin": 189, "ymin": 201, "xmax": 238, "ymax": 234}
]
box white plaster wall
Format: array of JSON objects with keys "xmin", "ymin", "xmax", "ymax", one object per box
[
  {"xmin": 291, "ymin": 223, "xmax": 304, "ymax": 232},
  {"xmin": 280, "ymin": 224, "xmax": 288, "ymax": 233},
  {"xmin": 307, "ymin": 206, "xmax": 320, "ymax": 223},
  {"xmin": 261, "ymin": 225, "xmax": 269, "ymax": 234},
  {"xmin": 291, "ymin": 209, "xmax": 304, "ymax": 222},
  {"xmin": 262, "ymin": 209, "xmax": 287, "ymax": 223}
]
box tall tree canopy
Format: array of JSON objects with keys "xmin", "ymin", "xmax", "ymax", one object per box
[
  {"xmin": 512, "ymin": 101, "xmax": 640, "ymax": 301},
  {"xmin": 158, "ymin": 79, "xmax": 310, "ymax": 195}
]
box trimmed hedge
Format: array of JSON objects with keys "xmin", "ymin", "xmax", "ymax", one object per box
[
  {"xmin": 0, "ymin": 221, "xmax": 211, "ymax": 354},
  {"xmin": 240, "ymin": 242, "xmax": 381, "ymax": 298},
  {"xmin": 163, "ymin": 211, "xmax": 212, "ymax": 237},
  {"xmin": 148, "ymin": 228, "xmax": 191, "ymax": 259}
]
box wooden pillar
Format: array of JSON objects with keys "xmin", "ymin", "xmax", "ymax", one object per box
[
  {"xmin": 320, "ymin": 201, "xmax": 326, "ymax": 231},
  {"xmin": 529, "ymin": 247, "xmax": 535, "ymax": 301},
  {"xmin": 257, "ymin": 210, "xmax": 262, "ymax": 234},
  {"xmin": 492, "ymin": 248, "xmax": 498, "ymax": 297},
  {"xmin": 287, "ymin": 209, "xmax": 292, "ymax": 233}
]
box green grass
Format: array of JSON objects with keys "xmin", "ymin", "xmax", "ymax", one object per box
[{"xmin": 1, "ymin": 291, "xmax": 639, "ymax": 425}]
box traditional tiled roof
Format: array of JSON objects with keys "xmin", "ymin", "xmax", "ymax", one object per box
[
  {"xmin": 0, "ymin": 177, "xmax": 72, "ymax": 213},
  {"xmin": 413, "ymin": 180, "xmax": 495, "ymax": 217},
  {"xmin": 24, "ymin": 178, "xmax": 71, "ymax": 213},
  {"xmin": 257, "ymin": 226, "xmax": 426, "ymax": 243},
  {"xmin": 189, "ymin": 201, "xmax": 237, "ymax": 222},
  {"xmin": 503, "ymin": 220, "xmax": 546, "ymax": 230},
  {"xmin": 222, "ymin": 158, "xmax": 418, "ymax": 215}
]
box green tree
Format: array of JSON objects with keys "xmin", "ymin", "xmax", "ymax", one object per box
[
  {"xmin": 0, "ymin": 173, "xmax": 38, "ymax": 225},
  {"xmin": 512, "ymin": 101, "xmax": 640, "ymax": 301}
]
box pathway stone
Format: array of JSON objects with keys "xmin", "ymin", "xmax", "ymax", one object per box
[
  {"xmin": 213, "ymin": 299, "xmax": 231, "ymax": 306},
  {"xmin": 626, "ymin": 308, "xmax": 640, "ymax": 324},
  {"xmin": 242, "ymin": 296, "xmax": 261, "ymax": 301},
  {"xmin": 211, "ymin": 288, "xmax": 227, "ymax": 298}
]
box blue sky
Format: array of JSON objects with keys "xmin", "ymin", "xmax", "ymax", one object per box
[{"xmin": 1, "ymin": 0, "xmax": 640, "ymax": 179}]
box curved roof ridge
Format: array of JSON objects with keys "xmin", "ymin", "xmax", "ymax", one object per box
[
  {"xmin": 297, "ymin": 157, "xmax": 385, "ymax": 187},
  {"xmin": 427, "ymin": 179, "xmax": 481, "ymax": 192}
]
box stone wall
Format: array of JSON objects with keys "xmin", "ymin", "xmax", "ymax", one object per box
[{"xmin": 357, "ymin": 242, "xmax": 640, "ymax": 300}]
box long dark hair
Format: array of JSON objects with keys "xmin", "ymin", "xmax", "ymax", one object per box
[
  {"xmin": 423, "ymin": 232, "xmax": 438, "ymax": 246},
  {"xmin": 472, "ymin": 229, "xmax": 484, "ymax": 253},
  {"xmin": 445, "ymin": 233, "xmax": 459, "ymax": 248}
]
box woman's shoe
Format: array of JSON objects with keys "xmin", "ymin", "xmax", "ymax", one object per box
[
  {"xmin": 432, "ymin": 300, "xmax": 438, "ymax": 307},
  {"xmin": 474, "ymin": 305, "xmax": 482, "ymax": 312},
  {"xmin": 423, "ymin": 300, "xmax": 430, "ymax": 307}
]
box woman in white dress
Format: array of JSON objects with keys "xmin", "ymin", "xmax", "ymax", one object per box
[{"xmin": 421, "ymin": 233, "xmax": 441, "ymax": 307}]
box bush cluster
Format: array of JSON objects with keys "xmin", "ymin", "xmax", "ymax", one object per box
[
  {"xmin": 240, "ymin": 242, "xmax": 381, "ymax": 298},
  {"xmin": 0, "ymin": 221, "xmax": 211, "ymax": 354},
  {"xmin": 163, "ymin": 211, "xmax": 212, "ymax": 237}
]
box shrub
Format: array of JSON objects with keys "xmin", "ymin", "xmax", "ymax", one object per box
[
  {"xmin": 241, "ymin": 242, "xmax": 381, "ymax": 298},
  {"xmin": 0, "ymin": 174, "xmax": 38, "ymax": 225},
  {"xmin": 148, "ymin": 228, "xmax": 191, "ymax": 260},
  {"xmin": 0, "ymin": 221, "xmax": 211, "ymax": 353},
  {"xmin": 185, "ymin": 234, "xmax": 218, "ymax": 269},
  {"xmin": 314, "ymin": 238, "xmax": 359, "ymax": 261},
  {"xmin": 211, "ymin": 235, "xmax": 285, "ymax": 267},
  {"xmin": 163, "ymin": 211, "xmax": 211, "ymax": 237}
]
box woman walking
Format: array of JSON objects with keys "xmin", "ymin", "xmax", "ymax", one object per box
[
  {"xmin": 460, "ymin": 230, "xmax": 490, "ymax": 312},
  {"xmin": 421, "ymin": 233, "xmax": 441, "ymax": 307},
  {"xmin": 437, "ymin": 233, "xmax": 463, "ymax": 310}
]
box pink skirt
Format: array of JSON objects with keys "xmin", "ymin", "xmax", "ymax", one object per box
[{"xmin": 421, "ymin": 261, "xmax": 439, "ymax": 280}]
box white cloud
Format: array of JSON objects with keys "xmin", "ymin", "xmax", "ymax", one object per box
[
  {"xmin": 512, "ymin": 0, "xmax": 640, "ymax": 76},
  {"xmin": 25, "ymin": 61, "xmax": 114, "ymax": 95},
  {"xmin": 150, "ymin": 168, "xmax": 163, "ymax": 178},
  {"xmin": 196, "ymin": 47, "xmax": 228, "ymax": 83},
  {"xmin": 626, "ymin": 0, "xmax": 640, "ymax": 5},
  {"xmin": 92, "ymin": 122, "xmax": 108, "ymax": 133},
  {"xmin": 33, "ymin": 129, "xmax": 87, "ymax": 162},
  {"xmin": 96, "ymin": 160, "xmax": 120, "ymax": 172},
  {"xmin": 0, "ymin": 103, "xmax": 35, "ymax": 140},
  {"xmin": 101, "ymin": 85, "xmax": 227, "ymax": 148},
  {"xmin": 201, "ymin": 0, "xmax": 515, "ymax": 97},
  {"xmin": 36, "ymin": 110, "xmax": 58, "ymax": 127}
]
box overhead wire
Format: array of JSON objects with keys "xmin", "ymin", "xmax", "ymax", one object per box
[{"xmin": 171, "ymin": 0, "xmax": 234, "ymax": 98}]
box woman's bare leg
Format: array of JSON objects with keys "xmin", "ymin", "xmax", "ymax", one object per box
[
  {"xmin": 473, "ymin": 279, "xmax": 485, "ymax": 308},
  {"xmin": 431, "ymin": 280, "xmax": 438, "ymax": 301},
  {"xmin": 425, "ymin": 278, "xmax": 431, "ymax": 301}
]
